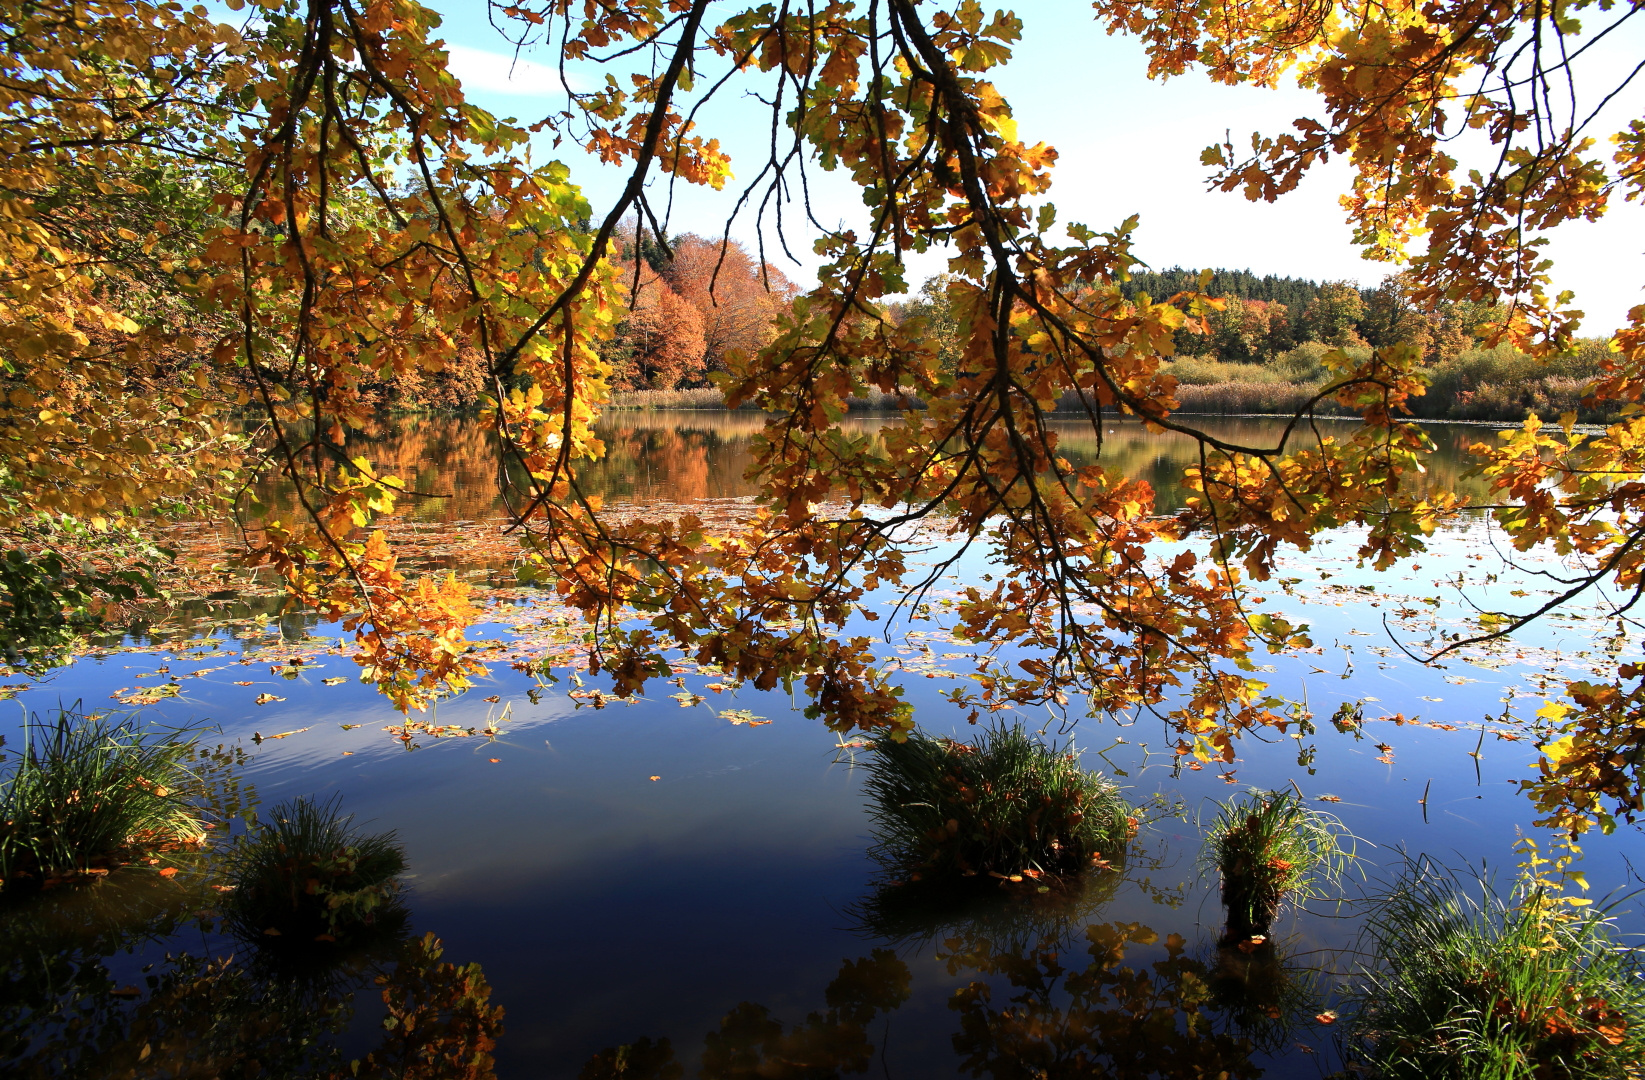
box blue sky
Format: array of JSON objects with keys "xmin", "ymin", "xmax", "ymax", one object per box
[{"xmin": 402, "ymin": 2, "xmax": 1644, "ymax": 331}]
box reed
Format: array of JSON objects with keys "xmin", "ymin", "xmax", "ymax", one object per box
[
  {"xmin": 606, "ymin": 386, "xmax": 736, "ymax": 410},
  {"xmin": 0, "ymin": 709, "xmax": 206, "ymax": 888},
  {"xmin": 1347, "ymin": 860, "xmax": 1645, "ymax": 1079},
  {"xmin": 222, "ymin": 795, "xmax": 406, "ymax": 942},
  {"xmin": 862, "ymin": 724, "xmax": 1134, "ymax": 881},
  {"xmin": 1200, "ymin": 789, "xmax": 1353, "ymax": 942}
]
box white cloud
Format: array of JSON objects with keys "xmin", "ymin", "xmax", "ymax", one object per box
[{"xmin": 444, "ymin": 43, "xmax": 577, "ymax": 97}]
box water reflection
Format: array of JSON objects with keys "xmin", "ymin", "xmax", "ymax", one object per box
[
  {"xmin": 250, "ymin": 411, "xmax": 1498, "ymax": 524},
  {"xmin": 578, "ymin": 873, "xmax": 1334, "ymax": 1080},
  {"xmin": 0, "ymin": 872, "xmax": 502, "ymax": 1079}
]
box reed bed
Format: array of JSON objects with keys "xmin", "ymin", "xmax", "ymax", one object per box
[
  {"xmin": 1347, "ymin": 861, "xmax": 1645, "ymax": 1079},
  {"xmin": 0, "ymin": 710, "xmax": 207, "ymax": 888},
  {"xmin": 863, "ymin": 724, "xmax": 1134, "ymax": 881}
]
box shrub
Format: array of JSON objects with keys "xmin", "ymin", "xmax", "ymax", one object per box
[
  {"xmin": 1347, "ymin": 860, "xmax": 1645, "ymax": 1079},
  {"xmin": 1273, "ymin": 342, "xmax": 1336, "ymax": 383},
  {"xmin": 862, "ymin": 724, "xmax": 1134, "ymax": 880},
  {"xmin": 0, "ymin": 709, "xmax": 207, "ymax": 888},
  {"xmin": 1200, "ymin": 789, "xmax": 1353, "ymax": 943},
  {"xmin": 1416, "ymin": 342, "xmax": 1622, "ymax": 422},
  {"xmin": 223, "ymin": 795, "xmax": 407, "ymax": 942}
]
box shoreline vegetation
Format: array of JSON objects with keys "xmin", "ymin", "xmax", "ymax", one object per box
[
  {"xmin": 604, "ymin": 267, "xmax": 1622, "ymax": 424},
  {"xmin": 606, "ymin": 342, "xmax": 1618, "ymax": 425}
]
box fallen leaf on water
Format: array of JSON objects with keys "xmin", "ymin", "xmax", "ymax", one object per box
[
  {"xmin": 339, "ymin": 723, "xmax": 361, "ymax": 730},
  {"xmin": 254, "ymin": 693, "xmax": 285, "ymax": 705},
  {"xmin": 321, "ymin": 677, "xmax": 348, "ymax": 686},
  {"xmin": 720, "ymin": 709, "xmax": 769, "ymax": 726},
  {"xmin": 262, "ymin": 928, "xmax": 281, "ymax": 937},
  {"xmin": 488, "ymin": 758, "xmax": 500, "ymax": 763},
  {"xmin": 649, "ymin": 775, "xmax": 661, "ymax": 781},
  {"xmin": 233, "ymin": 681, "xmax": 254, "ymax": 686},
  {"xmin": 157, "ymin": 867, "xmax": 177, "ymax": 879},
  {"xmin": 1316, "ymin": 1011, "xmax": 1338, "ymax": 1025},
  {"xmin": 483, "ymin": 695, "xmax": 500, "ymax": 703},
  {"xmin": 341, "ymin": 751, "xmax": 353, "ymax": 756},
  {"xmin": 1317, "ymin": 795, "xmax": 1342, "ymax": 802},
  {"xmin": 251, "ymin": 727, "xmax": 309, "ymax": 742}
]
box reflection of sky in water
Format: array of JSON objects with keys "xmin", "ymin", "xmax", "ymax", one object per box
[{"xmin": 8, "ymin": 415, "xmax": 1644, "ymax": 1078}]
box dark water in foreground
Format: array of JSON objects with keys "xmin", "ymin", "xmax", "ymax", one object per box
[{"xmin": 4, "ymin": 412, "xmax": 1642, "ymax": 1077}]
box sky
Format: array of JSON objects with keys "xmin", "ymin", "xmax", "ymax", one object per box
[{"xmin": 430, "ymin": 1, "xmax": 1642, "ymax": 332}]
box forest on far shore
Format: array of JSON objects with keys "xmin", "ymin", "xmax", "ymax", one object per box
[
  {"xmin": 602, "ymin": 259, "xmax": 1622, "ymax": 423},
  {"xmin": 352, "ymin": 225, "xmax": 1619, "ymax": 423}
]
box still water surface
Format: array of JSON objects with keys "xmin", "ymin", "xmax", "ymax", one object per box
[{"xmin": 4, "ymin": 411, "xmax": 1641, "ymax": 1077}]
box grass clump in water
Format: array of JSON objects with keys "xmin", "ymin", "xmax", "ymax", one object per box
[
  {"xmin": 0, "ymin": 709, "xmax": 208, "ymax": 888},
  {"xmin": 1347, "ymin": 860, "xmax": 1645, "ymax": 1080},
  {"xmin": 223, "ymin": 795, "xmax": 407, "ymax": 943},
  {"xmin": 1201, "ymin": 788, "xmax": 1353, "ymax": 943},
  {"xmin": 863, "ymin": 724, "xmax": 1134, "ymax": 881}
]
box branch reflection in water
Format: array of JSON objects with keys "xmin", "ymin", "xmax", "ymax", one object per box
[
  {"xmin": 576, "ymin": 868, "xmax": 1338, "ymax": 1080},
  {"xmin": 0, "ymin": 866, "xmax": 502, "ymax": 1078}
]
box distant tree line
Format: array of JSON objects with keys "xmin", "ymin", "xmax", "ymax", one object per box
[{"xmin": 1124, "ymin": 267, "xmax": 1500, "ymax": 365}]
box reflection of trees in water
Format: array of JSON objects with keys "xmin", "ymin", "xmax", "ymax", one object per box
[
  {"xmin": 1047, "ymin": 417, "xmax": 1494, "ymax": 511},
  {"xmin": 248, "ymin": 413, "xmax": 1493, "ymax": 524},
  {"xmin": 847, "ymin": 868, "xmax": 1123, "ymax": 957},
  {"xmin": 580, "ymin": 876, "xmax": 1332, "ymax": 1080},
  {"xmin": 0, "ymin": 872, "xmax": 502, "ymax": 1079}
]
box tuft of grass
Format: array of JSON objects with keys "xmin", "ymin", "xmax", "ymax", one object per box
[
  {"xmin": 1347, "ymin": 861, "xmax": 1645, "ymax": 1080},
  {"xmin": 863, "ymin": 724, "xmax": 1134, "ymax": 881},
  {"xmin": 0, "ymin": 709, "xmax": 207, "ymax": 888},
  {"xmin": 222, "ymin": 795, "xmax": 407, "ymax": 943},
  {"xmin": 1200, "ymin": 789, "xmax": 1353, "ymax": 942}
]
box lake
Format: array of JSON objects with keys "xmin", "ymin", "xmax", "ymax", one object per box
[{"xmin": 4, "ymin": 411, "xmax": 1641, "ymax": 1078}]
